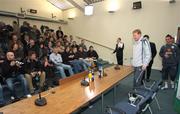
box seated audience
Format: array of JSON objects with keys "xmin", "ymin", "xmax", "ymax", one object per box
[
  {"xmin": 9, "ymin": 33, "xmax": 23, "ymax": 50},
  {"xmin": 21, "ymin": 33, "xmax": 30, "ymax": 56},
  {"xmin": 0, "ymin": 48, "xmax": 5, "ymax": 63},
  {"xmin": 47, "ymin": 41, "xmax": 53, "ymax": 55},
  {"xmin": 62, "ymin": 47, "xmax": 81, "ymax": 73},
  {"xmin": 63, "ymin": 47, "xmax": 86, "ymax": 73},
  {"xmin": 87, "ymin": 46, "xmax": 99, "ymax": 60},
  {"xmin": 69, "ymin": 35, "xmax": 73, "ymax": 45},
  {"xmin": 78, "ymin": 46, "xmax": 91, "ymax": 68},
  {"xmin": 56, "ymin": 26, "xmax": 64, "ymax": 40},
  {"xmin": 50, "ymin": 47, "xmax": 74, "ymax": 78},
  {"xmin": 0, "ymin": 50, "xmax": 5, "ymax": 106},
  {"xmin": 79, "ymin": 39, "xmax": 87, "ymax": 51},
  {"xmin": 39, "ymin": 43, "xmax": 48, "ymax": 60},
  {"xmin": 24, "ymin": 51, "xmax": 46, "ymax": 94},
  {"xmin": 71, "ymin": 41, "xmax": 79, "ymax": 49},
  {"xmin": 10, "ymin": 43, "xmax": 24, "ymax": 61},
  {"xmin": 12, "ymin": 21, "xmax": 20, "ymax": 38},
  {"xmin": 1, "ymin": 51, "xmax": 31, "ymax": 100},
  {"xmin": 27, "ymin": 38, "xmax": 39, "ymax": 56},
  {"xmin": 71, "ymin": 47, "xmax": 88, "ymax": 71},
  {"xmin": 20, "ymin": 21, "xmax": 30, "ymax": 35},
  {"xmin": 0, "ymin": 21, "xmax": 101, "ymax": 106}
]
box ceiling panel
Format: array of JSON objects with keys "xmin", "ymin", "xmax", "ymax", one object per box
[
  {"xmin": 47, "ymin": 0, "xmax": 103, "ymax": 10},
  {"xmin": 47, "ymin": 0, "xmax": 74, "ymax": 10},
  {"xmin": 84, "ymin": 0, "xmax": 104, "ymax": 5}
]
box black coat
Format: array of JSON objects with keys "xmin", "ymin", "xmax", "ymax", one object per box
[
  {"xmin": 23, "ymin": 59, "xmax": 42, "ymax": 74},
  {"xmin": 1, "ymin": 59, "xmax": 24, "ymax": 79},
  {"xmin": 87, "ymin": 50, "xmax": 99, "ymax": 59},
  {"xmin": 150, "ymin": 42, "xmax": 157, "ymax": 60},
  {"xmin": 113, "ymin": 43, "xmax": 124, "ymax": 58},
  {"xmin": 77, "ymin": 51, "xmax": 87, "ymax": 59},
  {"xmin": 62, "ymin": 52, "xmax": 71, "ymax": 64}
]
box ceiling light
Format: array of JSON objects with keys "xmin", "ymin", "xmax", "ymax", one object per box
[{"xmin": 84, "ymin": 5, "xmax": 94, "ymax": 16}]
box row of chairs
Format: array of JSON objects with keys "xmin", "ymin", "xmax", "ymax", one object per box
[{"xmin": 105, "ymin": 80, "xmax": 162, "ymax": 114}]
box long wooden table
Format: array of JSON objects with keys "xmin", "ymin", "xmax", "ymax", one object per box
[{"xmin": 0, "ymin": 65, "xmax": 133, "ymax": 114}]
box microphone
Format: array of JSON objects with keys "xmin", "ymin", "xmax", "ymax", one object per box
[{"xmin": 34, "ymin": 74, "xmax": 47, "ymax": 106}]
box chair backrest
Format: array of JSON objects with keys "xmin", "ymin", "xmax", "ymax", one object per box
[
  {"xmin": 106, "ymin": 106, "xmax": 126, "ymax": 114},
  {"xmin": 151, "ymin": 80, "xmax": 163, "ymax": 92},
  {"xmin": 137, "ymin": 94, "xmax": 150, "ymax": 112}
]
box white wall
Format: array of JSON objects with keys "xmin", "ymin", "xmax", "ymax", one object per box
[
  {"xmin": 0, "ymin": 0, "xmax": 63, "ymax": 30},
  {"xmin": 62, "ymin": 0, "xmax": 180, "ymax": 70},
  {"xmin": 0, "ymin": 0, "xmax": 63, "ymax": 19}
]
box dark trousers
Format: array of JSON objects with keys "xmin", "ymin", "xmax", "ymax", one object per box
[
  {"xmin": 116, "ymin": 55, "xmax": 123, "ymax": 65},
  {"xmin": 162, "ymin": 65, "xmax": 177, "ymax": 81},
  {"xmin": 143, "ymin": 60, "xmax": 153, "ymax": 80}
]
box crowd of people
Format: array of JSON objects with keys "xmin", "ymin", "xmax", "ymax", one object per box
[
  {"xmin": 0, "ymin": 21, "xmax": 99, "ymax": 106},
  {"xmin": 0, "ymin": 20, "xmax": 179, "ymax": 108}
]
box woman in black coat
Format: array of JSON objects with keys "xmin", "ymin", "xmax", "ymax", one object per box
[{"xmin": 113, "ymin": 38, "xmax": 124, "ymax": 65}]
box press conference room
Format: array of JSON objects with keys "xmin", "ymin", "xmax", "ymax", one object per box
[{"xmin": 0, "ymin": 0, "xmax": 180, "ymax": 114}]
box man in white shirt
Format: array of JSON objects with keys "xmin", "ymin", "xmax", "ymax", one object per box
[
  {"xmin": 132, "ymin": 29, "xmax": 151, "ymax": 87},
  {"xmin": 50, "ymin": 47, "xmax": 74, "ymax": 78}
]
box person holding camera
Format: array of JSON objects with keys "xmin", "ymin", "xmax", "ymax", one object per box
[
  {"xmin": 159, "ymin": 35, "xmax": 180, "ymax": 89},
  {"xmin": 1, "ymin": 51, "xmax": 31, "ymax": 100},
  {"xmin": 24, "ymin": 51, "xmax": 46, "ymax": 94},
  {"xmin": 113, "ymin": 38, "xmax": 124, "ymax": 65}
]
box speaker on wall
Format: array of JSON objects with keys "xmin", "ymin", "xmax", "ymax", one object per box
[
  {"xmin": 169, "ymin": 0, "xmax": 176, "ymax": 3},
  {"xmin": 133, "ymin": 1, "xmax": 142, "ymax": 10}
]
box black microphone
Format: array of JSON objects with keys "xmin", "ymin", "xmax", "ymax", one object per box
[{"xmin": 34, "ymin": 74, "xmax": 47, "ymax": 106}]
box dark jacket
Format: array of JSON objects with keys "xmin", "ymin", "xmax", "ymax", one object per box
[
  {"xmin": 71, "ymin": 44, "xmax": 79, "ymax": 49},
  {"xmin": 23, "ymin": 58, "xmax": 42, "ymax": 74},
  {"xmin": 113, "ymin": 43, "xmax": 124, "ymax": 57},
  {"xmin": 13, "ymin": 49, "xmax": 24, "ymax": 61},
  {"xmin": 62, "ymin": 52, "xmax": 71, "ymax": 64},
  {"xmin": 27, "ymin": 44, "xmax": 39, "ymax": 56},
  {"xmin": 150, "ymin": 42, "xmax": 157, "ymax": 59},
  {"xmin": 159, "ymin": 44, "xmax": 180, "ymax": 66},
  {"xmin": 77, "ymin": 51, "xmax": 87, "ymax": 59},
  {"xmin": 39, "ymin": 47, "xmax": 48, "ymax": 60},
  {"xmin": 1, "ymin": 59, "xmax": 24, "ymax": 79},
  {"xmin": 87, "ymin": 50, "xmax": 99, "ymax": 59}
]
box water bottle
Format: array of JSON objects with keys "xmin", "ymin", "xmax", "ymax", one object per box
[
  {"xmin": 88, "ymin": 70, "xmax": 92, "ymax": 82},
  {"xmin": 92, "ymin": 69, "xmax": 94, "ymax": 82},
  {"xmin": 98, "ymin": 66, "xmax": 103, "ymax": 78}
]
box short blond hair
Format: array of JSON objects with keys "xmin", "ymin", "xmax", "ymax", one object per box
[{"xmin": 133, "ymin": 29, "xmax": 142, "ymax": 34}]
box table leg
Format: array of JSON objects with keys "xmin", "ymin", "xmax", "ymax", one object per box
[
  {"xmin": 113, "ymin": 85, "xmax": 117, "ymax": 105},
  {"xmin": 101, "ymin": 93, "xmax": 104, "ymax": 113}
]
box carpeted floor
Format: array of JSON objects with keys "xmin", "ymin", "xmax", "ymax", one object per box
[{"xmin": 78, "ymin": 70, "xmax": 178, "ymax": 114}]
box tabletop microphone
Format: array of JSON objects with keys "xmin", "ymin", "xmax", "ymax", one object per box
[{"xmin": 34, "ymin": 75, "xmax": 47, "ymax": 106}]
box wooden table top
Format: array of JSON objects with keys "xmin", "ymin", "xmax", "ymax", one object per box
[{"xmin": 0, "ymin": 65, "xmax": 133, "ymax": 114}]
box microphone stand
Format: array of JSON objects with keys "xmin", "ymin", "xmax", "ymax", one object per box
[
  {"xmin": 34, "ymin": 75, "xmax": 47, "ymax": 106},
  {"xmin": 35, "ymin": 89, "xmax": 47, "ymax": 106}
]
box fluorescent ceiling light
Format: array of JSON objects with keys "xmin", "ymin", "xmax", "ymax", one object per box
[
  {"xmin": 84, "ymin": 5, "xmax": 94, "ymax": 16},
  {"xmin": 47, "ymin": 0, "xmax": 74, "ymax": 10}
]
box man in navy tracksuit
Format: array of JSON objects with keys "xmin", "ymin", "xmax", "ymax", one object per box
[{"xmin": 159, "ymin": 34, "xmax": 180, "ymax": 89}]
